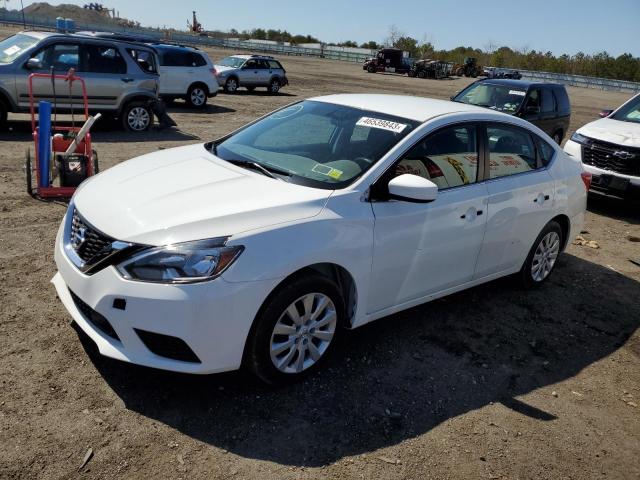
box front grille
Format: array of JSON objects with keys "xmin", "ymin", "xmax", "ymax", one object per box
[
  {"xmin": 69, "ymin": 209, "xmax": 115, "ymax": 265},
  {"xmin": 581, "ymin": 139, "xmax": 640, "ymax": 176},
  {"xmin": 69, "ymin": 289, "xmax": 120, "ymax": 341},
  {"xmin": 135, "ymin": 329, "xmax": 201, "ymax": 363}
]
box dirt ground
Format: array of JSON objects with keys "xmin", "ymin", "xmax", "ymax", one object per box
[{"xmin": 1, "ymin": 26, "xmax": 639, "ymax": 479}]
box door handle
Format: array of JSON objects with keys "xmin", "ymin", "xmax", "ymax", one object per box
[
  {"xmin": 121, "ymin": 77, "xmax": 134, "ymax": 83},
  {"xmin": 477, "ymin": 210, "xmax": 483, "ymax": 215},
  {"xmin": 460, "ymin": 208, "xmax": 483, "ymax": 219},
  {"xmin": 533, "ymin": 194, "xmax": 550, "ymax": 203}
]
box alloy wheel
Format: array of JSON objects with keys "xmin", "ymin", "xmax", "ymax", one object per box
[
  {"xmin": 190, "ymin": 88, "xmax": 206, "ymax": 106},
  {"xmin": 127, "ymin": 107, "xmax": 150, "ymax": 131},
  {"xmin": 531, "ymin": 231, "xmax": 560, "ymax": 282},
  {"xmin": 269, "ymin": 293, "xmax": 337, "ymax": 374}
]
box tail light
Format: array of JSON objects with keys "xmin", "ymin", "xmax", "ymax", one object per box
[
  {"xmin": 581, "ymin": 171, "xmax": 592, "ymax": 191},
  {"xmin": 210, "ymin": 68, "xmax": 217, "ymax": 76}
]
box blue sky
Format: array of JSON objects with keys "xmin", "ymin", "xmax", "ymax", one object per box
[{"xmin": 23, "ymin": 0, "xmax": 639, "ymax": 56}]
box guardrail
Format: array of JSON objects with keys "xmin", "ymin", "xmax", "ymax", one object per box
[{"xmin": 2, "ymin": 11, "xmax": 639, "ymax": 93}]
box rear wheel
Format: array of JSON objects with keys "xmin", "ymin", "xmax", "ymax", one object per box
[
  {"xmin": 417, "ymin": 70, "xmax": 426, "ymax": 79},
  {"xmin": 367, "ymin": 64, "xmax": 376, "ymax": 73},
  {"xmin": 268, "ymin": 78, "xmax": 281, "ymax": 94},
  {"xmin": 519, "ymin": 221, "xmax": 563, "ymax": 288},
  {"xmin": 246, "ymin": 273, "xmax": 345, "ymax": 385},
  {"xmin": 122, "ymin": 101, "xmax": 153, "ymax": 132},
  {"xmin": 186, "ymin": 84, "xmax": 208, "ymax": 108}
]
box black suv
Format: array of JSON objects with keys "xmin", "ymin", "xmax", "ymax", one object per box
[{"xmin": 452, "ymin": 79, "xmax": 571, "ymax": 144}]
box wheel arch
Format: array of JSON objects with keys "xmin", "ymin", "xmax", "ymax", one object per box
[
  {"xmin": 550, "ymin": 214, "xmax": 571, "ymax": 251},
  {"xmin": 117, "ymin": 93, "xmax": 155, "ymax": 116},
  {"xmin": 188, "ymin": 81, "xmax": 209, "ymax": 95}
]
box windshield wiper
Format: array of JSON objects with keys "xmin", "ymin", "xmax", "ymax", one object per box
[{"xmin": 225, "ymin": 158, "xmax": 289, "ymax": 181}]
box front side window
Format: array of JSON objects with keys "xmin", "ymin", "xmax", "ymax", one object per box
[
  {"xmin": 244, "ymin": 59, "xmax": 259, "ymax": 69},
  {"xmin": 453, "ymin": 82, "xmax": 527, "ymax": 114},
  {"xmin": 612, "ymin": 95, "xmax": 640, "ymax": 124},
  {"xmin": 541, "ymin": 89, "xmax": 556, "ymax": 113},
  {"xmin": 392, "ymin": 124, "xmax": 479, "ymax": 190},
  {"xmin": 0, "ymin": 33, "xmax": 39, "ymax": 64},
  {"xmin": 212, "ymin": 101, "xmax": 418, "ymax": 189},
  {"xmin": 33, "ymin": 43, "xmax": 79, "ymax": 71},
  {"xmin": 487, "ymin": 124, "xmax": 537, "ymax": 179},
  {"xmin": 84, "ymin": 45, "xmax": 126, "ymax": 74}
]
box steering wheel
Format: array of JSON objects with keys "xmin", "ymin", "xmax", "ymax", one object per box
[{"xmin": 353, "ymin": 157, "xmax": 373, "ymax": 169}]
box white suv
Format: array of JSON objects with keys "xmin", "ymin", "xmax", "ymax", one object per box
[
  {"xmin": 155, "ymin": 44, "xmax": 218, "ymax": 108},
  {"xmin": 564, "ymin": 92, "xmax": 640, "ymax": 200}
]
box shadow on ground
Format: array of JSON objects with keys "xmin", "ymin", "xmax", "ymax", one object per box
[
  {"xmin": 74, "ymin": 252, "xmax": 640, "ymax": 467},
  {"xmin": 587, "ymin": 193, "xmax": 640, "ymax": 225}
]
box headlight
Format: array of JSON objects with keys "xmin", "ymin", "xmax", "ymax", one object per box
[
  {"xmin": 116, "ymin": 238, "xmax": 243, "ymax": 284},
  {"xmin": 570, "ymin": 132, "xmax": 589, "ymax": 145}
]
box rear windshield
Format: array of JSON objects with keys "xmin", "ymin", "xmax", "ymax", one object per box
[
  {"xmin": 0, "ymin": 33, "xmax": 39, "ymax": 64},
  {"xmin": 453, "ymin": 82, "xmax": 527, "ymax": 114}
]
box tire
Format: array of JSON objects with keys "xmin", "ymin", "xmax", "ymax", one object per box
[
  {"xmin": 417, "ymin": 70, "xmax": 426, "ymax": 79},
  {"xmin": 24, "ymin": 148, "xmax": 32, "ymax": 197},
  {"xmin": 519, "ymin": 220, "xmax": 563, "ymax": 288},
  {"xmin": 121, "ymin": 101, "xmax": 153, "ymax": 132},
  {"xmin": 92, "ymin": 149, "xmax": 99, "ymax": 174},
  {"xmin": 455, "ymin": 67, "xmax": 464, "ymax": 76},
  {"xmin": 224, "ymin": 77, "xmax": 239, "ymax": 93},
  {"xmin": 186, "ymin": 84, "xmax": 208, "ymax": 108},
  {"xmin": 367, "ymin": 65, "xmax": 376, "ymax": 73},
  {"xmin": 471, "ymin": 70, "xmax": 478, "ymax": 78},
  {"xmin": 268, "ymin": 78, "xmax": 281, "ymax": 94},
  {"xmin": 552, "ymin": 131, "xmax": 562, "ymax": 145},
  {"xmin": 246, "ymin": 86, "xmax": 256, "ymax": 92},
  {"xmin": 246, "ymin": 273, "xmax": 345, "ymax": 385},
  {"xmin": 0, "ymin": 100, "xmax": 7, "ymax": 129}
]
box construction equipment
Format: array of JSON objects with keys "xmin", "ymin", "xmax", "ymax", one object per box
[
  {"xmin": 453, "ymin": 57, "xmax": 483, "ymax": 78},
  {"xmin": 188, "ymin": 11, "xmax": 203, "ymax": 33},
  {"xmin": 363, "ymin": 48, "xmax": 412, "ymax": 75},
  {"xmin": 24, "ymin": 69, "xmax": 99, "ymax": 199},
  {"xmin": 408, "ymin": 59, "xmax": 453, "ymax": 79}
]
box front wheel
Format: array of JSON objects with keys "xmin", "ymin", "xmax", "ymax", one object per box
[
  {"xmin": 246, "ymin": 274, "xmax": 345, "ymax": 385},
  {"xmin": 122, "ymin": 101, "xmax": 153, "ymax": 132},
  {"xmin": 417, "ymin": 70, "xmax": 426, "ymax": 79},
  {"xmin": 519, "ymin": 221, "xmax": 563, "ymax": 288},
  {"xmin": 367, "ymin": 65, "xmax": 376, "ymax": 73},
  {"xmin": 224, "ymin": 77, "xmax": 239, "ymax": 93}
]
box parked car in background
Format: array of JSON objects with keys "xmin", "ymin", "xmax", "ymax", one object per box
[
  {"xmin": 484, "ymin": 67, "xmax": 522, "ymax": 80},
  {"xmin": 214, "ymin": 54, "xmax": 288, "ymax": 94},
  {"xmin": 53, "ymin": 94, "xmax": 587, "ymax": 384},
  {"xmin": 154, "ymin": 44, "xmax": 218, "ymax": 108},
  {"xmin": 452, "ymin": 79, "xmax": 570, "ymax": 144},
  {"xmin": 564, "ymin": 92, "xmax": 640, "ymax": 200},
  {"xmin": 0, "ymin": 31, "xmax": 160, "ymax": 131}
]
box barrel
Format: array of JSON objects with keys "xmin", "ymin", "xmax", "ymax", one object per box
[
  {"xmin": 55, "ymin": 17, "xmax": 65, "ymax": 32},
  {"xmin": 65, "ymin": 18, "xmax": 75, "ymax": 33}
]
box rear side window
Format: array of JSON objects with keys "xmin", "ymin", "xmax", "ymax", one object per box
[
  {"xmin": 267, "ymin": 60, "xmax": 283, "ymax": 70},
  {"xmin": 126, "ymin": 48, "xmax": 157, "ymax": 74},
  {"xmin": 541, "ymin": 89, "xmax": 556, "ymax": 113},
  {"xmin": 84, "ymin": 45, "xmax": 126, "ymax": 74},
  {"xmin": 554, "ymin": 87, "xmax": 570, "ymax": 114},
  {"xmin": 487, "ymin": 124, "xmax": 537, "ymax": 178},
  {"xmin": 189, "ymin": 52, "xmax": 207, "ymax": 67},
  {"xmin": 160, "ymin": 50, "xmax": 184, "ymax": 67}
]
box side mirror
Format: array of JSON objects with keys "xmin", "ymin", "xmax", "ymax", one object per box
[
  {"xmin": 388, "ymin": 174, "xmax": 438, "ymax": 203},
  {"xmin": 599, "ymin": 109, "xmax": 613, "ymax": 118},
  {"xmin": 25, "ymin": 58, "xmax": 43, "ymax": 70}
]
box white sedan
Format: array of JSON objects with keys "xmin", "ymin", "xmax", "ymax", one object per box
[{"xmin": 52, "ymin": 94, "xmax": 589, "ymax": 384}]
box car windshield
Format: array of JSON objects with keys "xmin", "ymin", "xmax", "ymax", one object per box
[
  {"xmin": 0, "ymin": 33, "xmax": 39, "ymax": 64},
  {"xmin": 209, "ymin": 100, "xmax": 419, "ymax": 189},
  {"xmin": 453, "ymin": 83, "xmax": 527, "ymax": 114},
  {"xmin": 611, "ymin": 95, "xmax": 640, "ymax": 124},
  {"xmin": 217, "ymin": 56, "xmax": 246, "ymax": 68}
]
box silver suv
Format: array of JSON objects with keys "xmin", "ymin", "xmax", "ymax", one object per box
[
  {"xmin": 214, "ymin": 54, "xmax": 288, "ymax": 94},
  {"xmin": 0, "ymin": 31, "xmax": 160, "ymax": 131}
]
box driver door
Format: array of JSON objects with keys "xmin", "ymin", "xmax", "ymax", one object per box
[{"xmin": 368, "ymin": 123, "xmax": 488, "ymax": 314}]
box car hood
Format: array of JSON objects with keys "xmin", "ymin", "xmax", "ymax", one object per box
[
  {"xmin": 73, "ymin": 144, "xmax": 333, "ymax": 246},
  {"xmin": 213, "ymin": 65, "xmax": 236, "ymax": 74},
  {"xmin": 577, "ymin": 117, "xmax": 640, "ymax": 147}
]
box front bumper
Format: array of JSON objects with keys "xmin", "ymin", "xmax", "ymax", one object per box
[
  {"xmin": 52, "ymin": 221, "xmax": 277, "ymax": 374},
  {"xmin": 565, "ymin": 139, "xmax": 640, "ymax": 200}
]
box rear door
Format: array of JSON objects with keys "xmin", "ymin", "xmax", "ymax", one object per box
[
  {"xmin": 158, "ymin": 49, "xmax": 191, "ymax": 95},
  {"xmin": 79, "ymin": 42, "xmax": 129, "ymax": 110},
  {"xmin": 474, "ymin": 122, "xmax": 555, "ymax": 278},
  {"xmin": 256, "ymin": 59, "xmax": 272, "ymax": 84}
]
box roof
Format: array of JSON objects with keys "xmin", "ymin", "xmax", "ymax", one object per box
[
  {"xmin": 20, "ymin": 30, "xmax": 156, "ymax": 49},
  {"xmin": 310, "ymin": 94, "xmax": 491, "ymax": 122},
  {"xmin": 477, "ymin": 78, "xmax": 562, "ymax": 88}
]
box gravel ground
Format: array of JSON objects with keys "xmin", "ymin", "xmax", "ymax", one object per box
[{"xmin": 0, "ymin": 26, "xmax": 639, "ymax": 479}]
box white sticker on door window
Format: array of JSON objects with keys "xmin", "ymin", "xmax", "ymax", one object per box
[
  {"xmin": 508, "ymin": 90, "xmax": 526, "ymax": 96},
  {"xmin": 356, "ymin": 117, "xmax": 407, "ymax": 133}
]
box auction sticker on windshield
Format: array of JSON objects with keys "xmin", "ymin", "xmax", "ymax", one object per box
[
  {"xmin": 356, "ymin": 117, "xmax": 408, "ymax": 133},
  {"xmin": 3, "ymin": 45, "xmax": 21, "ymax": 56},
  {"xmin": 508, "ymin": 90, "xmax": 526, "ymax": 96}
]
